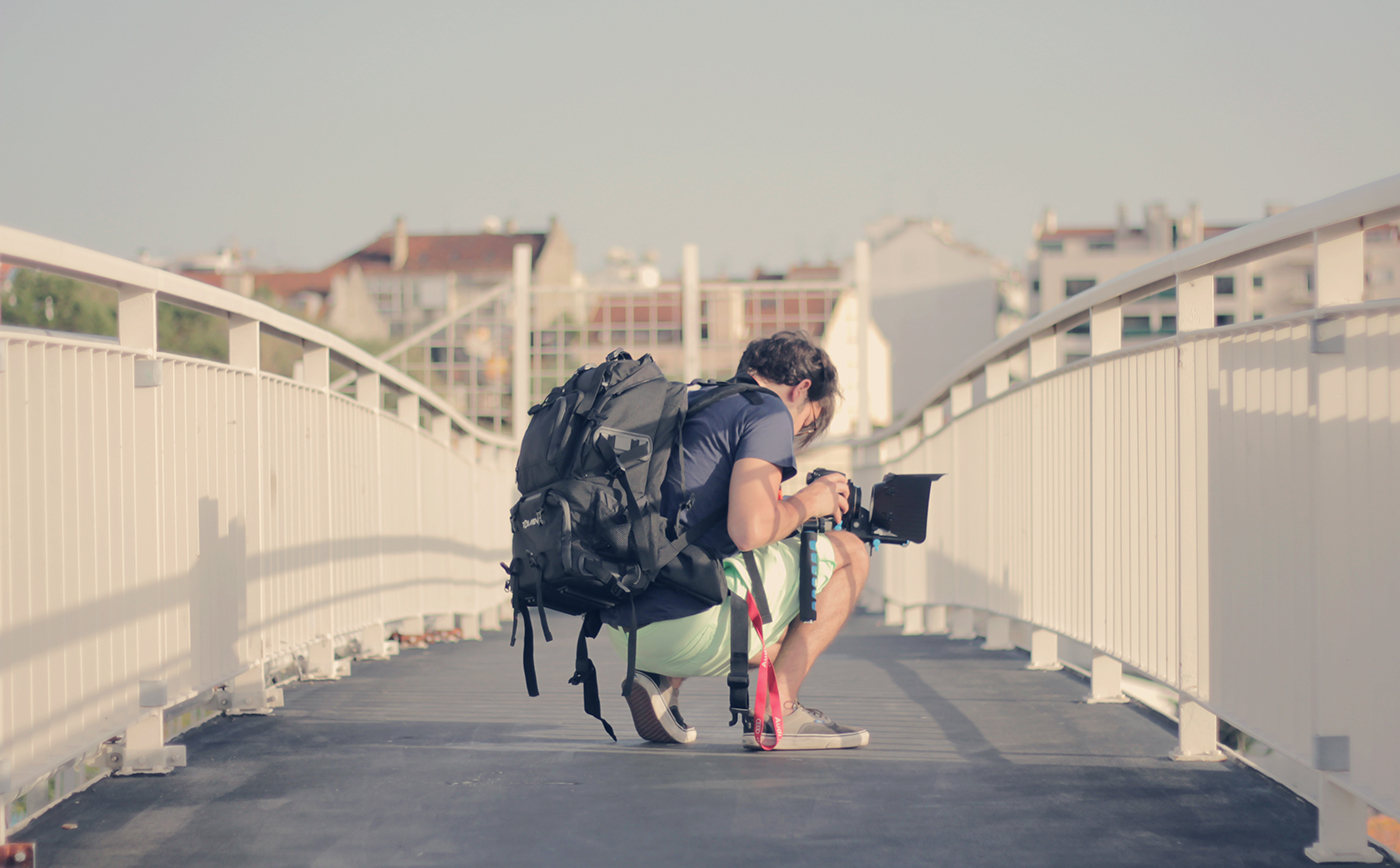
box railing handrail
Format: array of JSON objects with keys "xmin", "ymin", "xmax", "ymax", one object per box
[
  {"xmin": 852, "ymin": 172, "xmax": 1400, "ymax": 446},
  {"xmin": 0, "ymin": 224, "xmax": 517, "ymax": 449}
]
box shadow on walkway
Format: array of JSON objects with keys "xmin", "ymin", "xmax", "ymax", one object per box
[{"xmin": 25, "ymin": 615, "xmax": 1355, "ymax": 868}]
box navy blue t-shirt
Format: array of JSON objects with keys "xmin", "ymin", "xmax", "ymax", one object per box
[{"xmin": 601, "ymin": 385, "xmax": 797, "ymax": 627}]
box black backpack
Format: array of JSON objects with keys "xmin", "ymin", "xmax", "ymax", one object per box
[{"xmin": 505, "ymin": 349, "xmax": 769, "ymax": 738}]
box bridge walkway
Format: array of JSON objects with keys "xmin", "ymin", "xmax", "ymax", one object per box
[{"xmin": 23, "ymin": 615, "xmax": 1336, "ymax": 867}]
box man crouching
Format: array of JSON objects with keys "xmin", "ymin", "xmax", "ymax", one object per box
[{"xmin": 601, "ymin": 330, "xmax": 870, "ymax": 750}]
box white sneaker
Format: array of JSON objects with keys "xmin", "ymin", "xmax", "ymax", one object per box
[
  {"xmin": 742, "ymin": 701, "xmax": 869, "ymax": 750},
  {"xmin": 625, "ymin": 671, "xmax": 697, "ymax": 744}
]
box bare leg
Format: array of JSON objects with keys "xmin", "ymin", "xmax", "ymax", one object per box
[{"xmin": 770, "ymin": 530, "xmax": 869, "ymax": 706}]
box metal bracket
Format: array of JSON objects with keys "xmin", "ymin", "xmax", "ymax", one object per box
[
  {"xmin": 102, "ymin": 740, "xmax": 187, "ymax": 776},
  {"xmin": 134, "ymin": 358, "xmax": 161, "ymax": 387},
  {"xmin": 1314, "ymin": 735, "xmax": 1350, "ymax": 771},
  {"xmin": 1, "ymin": 842, "xmax": 37, "ymax": 865},
  {"xmin": 1311, "ymin": 317, "xmax": 1345, "ymax": 354}
]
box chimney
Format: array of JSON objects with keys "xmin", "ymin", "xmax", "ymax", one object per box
[{"xmin": 392, "ymin": 216, "xmax": 408, "ymax": 271}]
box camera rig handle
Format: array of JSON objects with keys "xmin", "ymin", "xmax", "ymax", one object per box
[{"xmin": 795, "ymin": 468, "xmax": 945, "ymax": 623}]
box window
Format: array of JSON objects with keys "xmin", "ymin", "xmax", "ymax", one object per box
[
  {"xmin": 1031, "ymin": 280, "xmax": 1040, "ymax": 294},
  {"xmin": 1216, "ymin": 314, "xmax": 1234, "ymax": 326},
  {"xmin": 1039, "ymin": 240, "xmax": 1063, "ymax": 253},
  {"xmin": 1088, "ymin": 239, "xmax": 1116, "ymax": 252},
  {"xmin": 1253, "ymin": 275, "xmax": 1264, "ymax": 289},
  {"xmin": 1253, "ymin": 313, "xmax": 1264, "ymax": 320},
  {"xmin": 1215, "ymin": 275, "xmax": 1235, "ymax": 295},
  {"xmin": 1068, "ymin": 322, "xmax": 1091, "ymax": 335},
  {"xmin": 1065, "ymin": 278, "xmax": 1097, "ymax": 297},
  {"xmin": 1159, "ymin": 315, "xmax": 1177, "ymax": 334},
  {"xmin": 1122, "ymin": 316, "xmax": 1151, "ymax": 335},
  {"xmin": 1155, "ymin": 287, "xmax": 1176, "ymax": 299},
  {"xmin": 1306, "ymin": 270, "xmax": 1314, "ymax": 292}
]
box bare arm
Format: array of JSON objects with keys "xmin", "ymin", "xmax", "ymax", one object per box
[{"xmin": 727, "ymin": 457, "xmax": 849, "ymax": 552}]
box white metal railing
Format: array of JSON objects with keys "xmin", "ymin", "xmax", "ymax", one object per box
[
  {"xmin": 0, "ymin": 226, "xmax": 518, "ymax": 837},
  {"xmin": 859, "ymin": 173, "xmax": 1400, "ymax": 863}
]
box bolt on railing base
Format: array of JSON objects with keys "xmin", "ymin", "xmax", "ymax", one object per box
[{"xmin": 1, "ymin": 841, "xmax": 36, "ymax": 866}]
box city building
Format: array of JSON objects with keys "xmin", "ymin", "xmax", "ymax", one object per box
[
  {"xmin": 1029, "ymin": 203, "xmax": 1400, "ymax": 364},
  {"xmin": 841, "ymin": 217, "xmax": 1025, "ymax": 416}
]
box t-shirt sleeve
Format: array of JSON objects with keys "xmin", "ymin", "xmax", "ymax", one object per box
[{"xmin": 733, "ymin": 398, "xmax": 797, "ymax": 482}]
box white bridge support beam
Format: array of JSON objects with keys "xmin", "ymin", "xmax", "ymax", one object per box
[
  {"xmin": 1087, "ymin": 652, "xmax": 1129, "ymax": 704},
  {"xmin": 109, "ymin": 711, "xmax": 186, "ymax": 776},
  {"xmin": 949, "ymin": 606, "xmax": 977, "ymax": 640},
  {"xmin": 1026, "ymin": 628, "xmax": 1062, "ymax": 671},
  {"xmin": 924, "ymin": 605, "xmax": 950, "ymax": 635},
  {"xmin": 1172, "ymin": 700, "xmax": 1225, "ymax": 762},
  {"xmin": 982, "ymin": 615, "xmax": 1015, "ymax": 651},
  {"xmin": 1307, "ymin": 779, "xmax": 1383, "ymax": 863}
]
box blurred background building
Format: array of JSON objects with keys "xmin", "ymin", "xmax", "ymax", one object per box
[{"xmin": 1029, "ymin": 203, "xmax": 1400, "ymax": 365}]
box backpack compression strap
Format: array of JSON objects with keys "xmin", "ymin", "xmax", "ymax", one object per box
[{"xmin": 568, "ymin": 610, "xmax": 617, "ymax": 741}]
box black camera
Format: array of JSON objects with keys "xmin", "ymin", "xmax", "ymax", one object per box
[
  {"xmin": 795, "ymin": 468, "xmax": 943, "ymax": 622},
  {"xmin": 804, "ymin": 468, "xmax": 943, "ymax": 546}
]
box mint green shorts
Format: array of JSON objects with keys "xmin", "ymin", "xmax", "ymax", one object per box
[{"xmin": 605, "ymin": 535, "xmax": 837, "ymax": 678}]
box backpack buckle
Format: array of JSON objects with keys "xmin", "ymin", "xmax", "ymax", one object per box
[{"xmin": 729, "ymin": 708, "xmax": 753, "ymax": 728}]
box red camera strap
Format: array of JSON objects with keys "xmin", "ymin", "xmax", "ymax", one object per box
[{"xmin": 748, "ymin": 592, "xmax": 783, "ymax": 750}]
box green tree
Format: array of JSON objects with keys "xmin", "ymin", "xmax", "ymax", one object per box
[{"xmin": 2, "ymin": 269, "xmax": 117, "ymax": 336}]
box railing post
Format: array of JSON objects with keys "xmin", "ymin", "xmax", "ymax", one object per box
[
  {"xmin": 924, "ymin": 605, "xmax": 950, "ymax": 635},
  {"xmin": 116, "ymin": 286, "xmax": 172, "ymax": 751},
  {"xmin": 431, "ymin": 414, "xmax": 451, "ymax": 444},
  {"xmin": 1028, "ymin": 331, "xmax": 1060, "ymax": 672},
  {"xmin": 229, "ymin": 315, "xmax": 260, "ymax": 370},
  {"xmin": 1314, "ymin": 220, "xmax": 1365, "ymax": 308},
  {"xmin": 1305, "ymin": 220, "xmax": 1379, "ymax": 864},
  {"xmin": 1088, "ymin": 299, "xmax": 1128, "ymax": 703},
  {"xmin": 985, "ymin": 357, "xmax": 1010, "ymax": 399},
  {"xmin": 398, "ymin": 393, "xmax": 420, "ymax": 427},
  {"xmin": 1029, "ymin": 330, "xmax": 1059, "ymax": 379},
  {"xmin": 682, "ymin": 243, "xmax": 701, "ymax": 382},
  {"xmin": 1177, "ymin": 269, "xmax": 1215, "ymax": 332},
  {"xmin": 302, "ymin": 343, "xmax": 330, "ymax": 389},
  {"xmin": 854, "ymin": 239, "xmax": 872, "ymax": 439},
  {"xmin": 356, "ymin": 371, "xmax": 381, "ymax": 409},
  {"xmin": 512, "ymin": 243, "xmax": 532, "ymax": 440}
]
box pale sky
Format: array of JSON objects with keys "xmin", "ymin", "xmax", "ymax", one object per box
[{"xmin": 2, "ymin": 0, "xmax": 1397, "ymax": 278}]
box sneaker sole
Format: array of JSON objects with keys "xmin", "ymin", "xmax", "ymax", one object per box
[
  {"xmin": 626, "ymin": 678, "xmax": 697, "ymax": 745},
  {"xmin": 742, "ymin": 730, "xmax": 870, "ymax": 751}
]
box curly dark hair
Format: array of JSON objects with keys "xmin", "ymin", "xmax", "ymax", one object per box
[{"xmin": 736, "ymin": 330, "xmax": 842, "ymax": 448}]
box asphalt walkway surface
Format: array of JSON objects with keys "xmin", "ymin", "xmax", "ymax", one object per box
[{"xmin": 24, "ymin": 614, "xmax": 1360, "ymax": 867}]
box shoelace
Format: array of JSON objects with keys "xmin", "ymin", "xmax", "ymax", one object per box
[{"xmin": 788, "ymin": 703, "xmax": 833, "ymax": 725}]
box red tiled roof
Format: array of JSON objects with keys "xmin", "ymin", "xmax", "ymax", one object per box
[
  {"xmin": 786, "ymin": 263, "xmax": 841, "ymax": 280},
  {"xmin": 252, "ymin": 270, "xmax": 337, "ymax": 299},
  {"xmin": 341, "ymin": 232, "xmax": 546, "ymax": 275},
  {"xmin": 177, "ymin": 270, "xmax": 226, "ymax": 288},
  {"xmin": 243, "ymin": 230, "xmax": 549, "ymax": 303}
]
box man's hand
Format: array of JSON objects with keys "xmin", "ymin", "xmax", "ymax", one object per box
[
  {"xmin": 794, "ymin": 472, "xmax": 850, "ymax": 527},
  {"xmin": 728, "ymin": 460, "xmax": 852, "ymax": 552}
]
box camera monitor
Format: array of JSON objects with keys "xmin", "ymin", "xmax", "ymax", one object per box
[{"xmin": 867, "ymin": 473, "xmax": 943, "ymax": 545}]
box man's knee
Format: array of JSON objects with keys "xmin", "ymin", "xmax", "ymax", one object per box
[{"xmin": 827, "ymin": 530, "xmax": 869, "ymax": 583}]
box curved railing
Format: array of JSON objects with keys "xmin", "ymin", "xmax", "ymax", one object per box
[
  {"xmin": 0, "ymin": 226, "xmax": 517, "ymax": 834},
  {"xmin": 858, "ymin": 174, "xmax": 1400, "ymax": 861}
]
